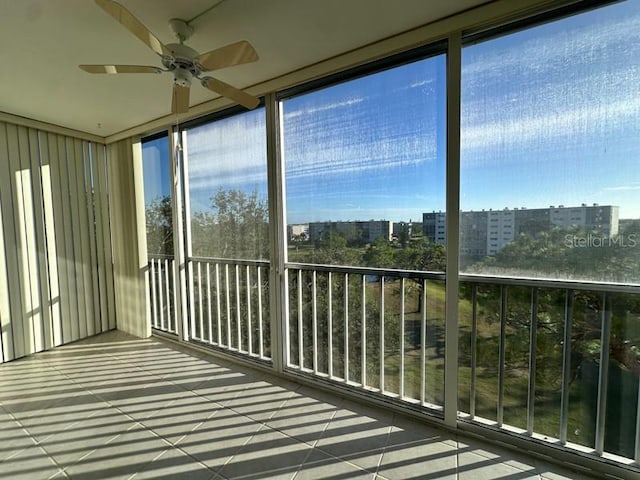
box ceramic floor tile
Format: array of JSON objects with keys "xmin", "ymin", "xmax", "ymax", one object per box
[
  {"xmin": 390, "ymin": 415, "xmax": 457, "ymax": 448},
  {"xmin": 139, "ymin": 391, "xmax": 222, "ymax": 443},
  {"xmin": 217, "ymin": 426, "xmax": 311, "ymax": 480},
  {"xmin": 457, "ymin": 437, "xmax": 540, "ymax": 473},
  {"xmin": 61, "ymin": 424, "xmax": 170, "ymax": 480},
  {"xmin": 0, "ymin": 445, "xmax": 62, "ymax": 480},
  {"xmin": 0, "ymin": 418, "xmax": 36, "ymax": 461},
  {"xmin": 176, "ymin": 409, "xmax": 263, "ymax": 471},
  {"xmin": 223, "ymin": 382, "xmax": 297, "ymax": 422},
  {"xmin": 458, "ymin": 451, "xmax": 540, "ymax": 480},
  {"xmin": 14, "ymin": 392, "xmax": 110, "ymax": 442},
  {"xmin": 377, "ymin": 436, "xmax": 458, "ymax": 480},
  {"xmin": 189, "ymin": 374, "xmax": 257, "ymax": 406},
  {"xmin": 295, "ymin": 449, "xmax": 375, "ymax": 480},
  {"xmin": 315, "ymin": 408, "xmax": 391, "ymax": 471},
  {"xmin": 38, "ymin": 408, "xmax": 139, "ymax": 467},
  {"xmin": 128, "ymin": 446, "xmax": 215, "ymax": 480},
  {"xmin": 266, "ymin": 391, "xmax": 340, "ymax": 445},
  {"xmin": 535, "ymin": 459, "xmax": 599, "ymax": 480}
]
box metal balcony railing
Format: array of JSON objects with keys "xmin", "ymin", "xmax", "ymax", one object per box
[
  {"xmin": 147, "ymin": 255, "xmax": 640, "ymax": 464},
  {"xmin": 187, "ymin": 257, "xmax": 271, "ymax": 361},
  {"xmin": 148, "ymin": 254, "xmax": 178, "ymax": 335}
]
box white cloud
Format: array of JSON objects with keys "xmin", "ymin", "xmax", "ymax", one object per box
[
  {"xmin": 284, "ymin": 97, "xmax": 364, "ymax": 119},
  {"xmin": 603, "ymin": 184, "xmax": 640, "ymax": 192}
]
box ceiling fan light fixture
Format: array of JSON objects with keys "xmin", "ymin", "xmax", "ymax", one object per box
[
  {"xmin": 82, "ymin": 0, "xmax": 260, "ymax": 114},
  {"xmin": 173, "ymin": 66, "xmax": 192, "ymax": 88}
]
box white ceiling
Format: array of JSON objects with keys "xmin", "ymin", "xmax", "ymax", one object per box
[{"xmin": 0, "ymin": 0, "xmax": 493, "ymax": 137}]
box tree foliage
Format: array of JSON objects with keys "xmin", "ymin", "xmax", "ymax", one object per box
[
  {"xmin": 145, "ymin": 195, "xmax": 173, "ymax": 255},
  {"xmin": 191, "ymin": 188, "xmax": 269, "ymax": 260}
]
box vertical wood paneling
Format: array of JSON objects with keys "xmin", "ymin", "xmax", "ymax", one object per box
[
  {"xmin": 85, "ymin": 146, "xmax": 101, "ymax": 336},
  {"xmin": 39, "ymin": 133, "xmax": 63, "ymax": 347},
  {"xmin": 0, "ymin": 168, "xmax": 13, "ymax": 362},
  {"xmin": 68, "ymin": 138, "xmax": 88, "ymax": 339},
  {"xmin": 4, "ymin": 123, "xmax": 27, "ymax": 357},
  {"xmin": 28, "ymin": 128, "xmax": 52, "ymax": 351},
  {"xmin": 90, "ymin": 144, "xmax": 108, "ymax": 333},
  {"xmin": 58, "ymin": 137, "xmax": 80, "ymax": 342},
  {"xmin": 94, "ymin": 144, "xmax": 116, "ymax": 331},
  {"xmin": 51, "ymin": 133, "xmax": 76, "ymax": 344},
  {"xmin": 0, "ymin": 122, "xmax": 17, "ymax": 360},
  {"xmin": 0, "ymin": 120, "xmax": 115, "ymax": 363},
  {"xmin": 108, "ymin": 138, "xmax": 150, "ymax": 339}
]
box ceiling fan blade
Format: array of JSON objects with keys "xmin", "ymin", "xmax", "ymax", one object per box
[
  {"xmin": 79, "ymin": 64, "xmax": 163, "ymax": 74},
  {"xmin": 171, "ymin": 84, "xmax": 190, "ymax": 114},
  {"xmin": 201, "ymin": 77, "xmax": 259, "ymax": 110},
  {"xmin": 196, "ymin": 41, "xmax": 259, "ymax": 72},
  {"xmin": 95, "ymin": 0, "xmax": 171, "ymax": 57}
]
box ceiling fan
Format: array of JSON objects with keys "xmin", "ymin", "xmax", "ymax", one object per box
[{"xmin": 80, "ymin": 0, "xmax": 260, "ymax": 114}]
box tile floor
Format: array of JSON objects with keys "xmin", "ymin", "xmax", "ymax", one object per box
[{"xmin": 0, "ymin": 331, "xmax": 599, "ymax": 479}]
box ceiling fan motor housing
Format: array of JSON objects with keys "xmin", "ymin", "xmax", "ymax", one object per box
[{"xmin": 163, "ymin": 43, "xmax": 201, "ymax": 87}]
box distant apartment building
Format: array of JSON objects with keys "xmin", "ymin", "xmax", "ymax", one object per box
[
  {"xmin": 308, "ymin": 220, "xmax": 392, "ymax": 243},
  {"xmin": 423, "ymin": 204, "xmax": 619, "ymax": 260},
  {"xmin": 392, "ymin": 221, "xmax": 422, "ymax": 238},
  {"xmin": 287, "ymin": 223, "xmax": 309, "ymax": 241}
]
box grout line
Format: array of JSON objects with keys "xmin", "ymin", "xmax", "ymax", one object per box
[{"xmin": 374, "ymin": 414, "xmax": 394, "ymax": 477}]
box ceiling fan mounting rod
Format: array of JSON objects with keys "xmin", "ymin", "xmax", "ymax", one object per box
[{"xmin": 169, "ymin": 18, "xmax": 194, "ymax": 43}]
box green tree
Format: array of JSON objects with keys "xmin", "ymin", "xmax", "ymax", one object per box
[
  {"xmin": 191, "ymin": 188, "xmax": 269, "ymax": 260},
  {"xmin": 145, "ymin": 195, "xmax": 173, "ymax": 255}
]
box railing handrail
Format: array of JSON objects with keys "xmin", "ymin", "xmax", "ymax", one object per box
[
  {"xmin": 189, "ymin": 256, "xmax": 270, "ymax": 268},
  {"xmin": 286, "ymin": 261, "xmax": 446, "ymax": 280},
  {"xmin": 148, "ymin": 253, "xmax": 174, "ymax": 259},
  {"xmin": 459, "ymin": 272, "xmax": 640, "ymax": 294},
  {"xmin": 152, "ymin": 255, "xmax": 640, "ymax": 293}
]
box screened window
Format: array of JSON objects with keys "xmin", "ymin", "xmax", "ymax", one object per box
[
  {"xmin": 458, "ymin": 0, "xmax": 640, "ymax": 458},
  {"xmin": 142, "ymin": 135, "xmax": 173, "ymax": 256},
  {"xmin": 460, "ymin": 0, "xmax": 640, "ymax": 285},
  {"xmin": 184, "ymin": 108, "xmax": 268, "ymax": 260},
  {"xmin": 282, "ymin": 53, "xmax": 447, "ymax": 271}
]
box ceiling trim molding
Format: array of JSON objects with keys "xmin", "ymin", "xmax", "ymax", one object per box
[
  {"xmin": 0, "ymin": 111, "xmax": 106, "ymax": 144},
  {"xmin": 105, "ymin": 0, "xmax": 574, "ymax": 144}
]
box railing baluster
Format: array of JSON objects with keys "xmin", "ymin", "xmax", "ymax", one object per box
[
  {"xmin": 497, "ymin": 285, "xmax": 507, "ymax": 426},
  {"xmin": 560, "ymin": 289, "xmax": 574, "ymax": 444},
  {"xmin": 164, "ymin": 259, "xmax": 172, "ymax": 332},
  {"xmin": 595, "ymin": 293, "xmax": 611, "ymax": 455},
  {"xmin": 215, "ymin": 263, "xmax": 222, "ymax": 345},
  {"xmin": 328, "ymin": 271, "xmax": 333, "ymax": 378},
  {"xmin": 150, "ymin": 258, "xmax": 158, "ymax": 329},
  {"xmin": 171, "ymin": 258, "xmax": 177, "ymax": 333},
  {"xmin": 206, "ymin": 263, "xmax": 212, "ymax": 344},
  {"xmin": 470, "ymin": 283, "xmax": 477, "ymax": 417},
  {"xmin": 380, "ymin": 276, "xmax": 385, "ymax": 393},
  {"xmin": 421, "ymin": 279, "xmax": 427, "ymax": 406},
  {"xmin": 246, "ymin": 265, "xmax": 253, "ymax": 355},
  {"xmin": 527, "ymin": 287, "xmax": 538, "ymax": 435},
  {"xmin": 158, "ymin": 259, "xmax": 166, "ymax": 331},
  {"xmin": 188, "ymin": 259, "xmax": 195, "ymax": 340},
  {"xmin": 156, "ymin": 260, "xmax": 168, "ymax": 332},
  {"xmin": 225, "ymin": 264, "xmax": 231, "ymax": 349},
  {"xmin": 257, "ymin": 266, "xmax": 264, "ymax": 358},
  {"xmin": 312, "ymin": 270, "xmax": 318, "ymax": 374},
  {"xmin": 400, "ymin": 277, "xmax": 405, "ymax": 398},
  {"xmin": 197, "ymin": 262, "xmax": 203, "ymax": 341},
  {"xmin": 298, "ymin": 269, "xmax": 303, "ymax": 369},
  {"xmin": 344, "ymin": 272, "xmax": 349, "ymax": 383},
  {"xmin": 235, "ymin": 264, "xmax": 241, "ymax": 351},
  {"xmin": 361, "ymin": 274, "xmax": 367, "ymax": 388},
  {"xmin": 636, "ymin": 379, "xmax": 640, "ymax": 463}
]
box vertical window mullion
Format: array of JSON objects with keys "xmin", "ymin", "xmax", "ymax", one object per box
[{"xmin": 444, "ymin": 32, "xmax": 462, "ymax": 427}]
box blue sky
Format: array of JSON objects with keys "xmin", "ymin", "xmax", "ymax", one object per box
[{"xmin": 144, "ymin": 0, "xmax": 640, "ymax": 223}]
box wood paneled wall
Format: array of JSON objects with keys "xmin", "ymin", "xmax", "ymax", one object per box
[{"xmin": 0, "ymin": 121, "xmax": 115, "ymax": 363}]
